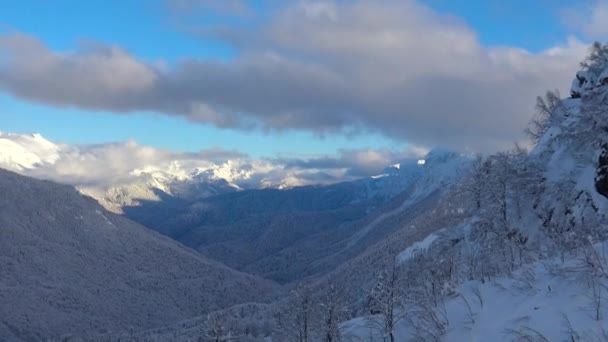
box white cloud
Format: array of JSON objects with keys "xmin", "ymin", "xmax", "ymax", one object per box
[
  {"xmin": 0, "ymin": 132, "xmax": 420, "ymax": 192},
  {"xmin": 562, "ymin": 0, "xmax": 608, "ymax": 39},
  {"xmin": 0, "ymin": 33, "xmax": 157, "ymax": 111},
  {"xmin": 0, "ymin": 1, "xmax": 591, "ymax": 151}
]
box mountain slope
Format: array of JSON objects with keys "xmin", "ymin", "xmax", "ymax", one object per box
[
  {"xmin": 124, "ymin": 150, "xmax": 470, "ymax": 284},
  {"xmin": 0, "ymin": 168, "xmax": 279, "ymax": 341},
  {"xmin": 330, "ymin": 44, "xmax": 608, "ymax": 341}
]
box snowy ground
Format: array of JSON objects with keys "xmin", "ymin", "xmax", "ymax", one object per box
[{"xmin": 342, "ymin": 252, "xmax": 608, "ymax": 341}]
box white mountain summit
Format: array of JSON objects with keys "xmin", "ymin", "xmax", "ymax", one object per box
[
  {"xmin": 0, "ymin": 133, "xmax": 264, "ymax": 212},
  {"xmin": 0, "ymin": 131, "xmax": 454, "ymax": 213}
]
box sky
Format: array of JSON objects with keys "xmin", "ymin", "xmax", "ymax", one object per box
[{"xmin": 0, "ymin": 0, "xmax": 606, "ymax": 183}]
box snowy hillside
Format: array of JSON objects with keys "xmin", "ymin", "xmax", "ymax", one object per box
[
  {"xmin": 323, "ymin": 43, "xmax": 608, "ymax": 341},
  {"xmin": 343, "ymin": 251, "xmax": 608, "ymax": 341},
  {"xmin": 0, "ymin": 168, "xmax": 279, "ymax": 341}
]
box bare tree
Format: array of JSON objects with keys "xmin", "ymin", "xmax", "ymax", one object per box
[
  {"xmin": 319, "ymin": 283, "xmax": 350, "ymax": 342},
  {"xmin": 366, "ymin": 259, "xmax": 407, "ymax": 342},
  {"xmin": 275, "ymin": 283, "xmax": 315, "ymax": 342},
  {"xmin": 525, "ymin": 90, "xmax": 561, "ymax": 144},
  {"xmin": 200, "ymin": 313, "xmax": 235, "ymax": 342},
  {"xmin": 463, "ymin": 154, "xmax": 486, "ymax": 210},
  {"xmin": 579, "ymin": 239, "xmax": 608, "ymax": 321},
  {"xmin": 487, "ymin": 152, "xmax": 511, "ymax": 227}
]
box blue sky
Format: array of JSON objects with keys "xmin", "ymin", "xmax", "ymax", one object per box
[{"xmin": 0, "ymin": 0, "xmax": 594, "ymax": 157}]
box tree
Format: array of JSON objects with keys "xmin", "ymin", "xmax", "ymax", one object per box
[
  {"xmin": 579, "ymin": 238, "xmax": 608, "ymax": 321},
  {"xmin": 464, "ymin": 154, "xmax": 486, "ymax": 210},
  {"xmin": 200, "ymin": 312, "xmax": 234, "ymax": 342},
  {"xmin": 366, "ymin": 259, "xmax": 407, "ymax": 342},
  {"xmin": 581, "ymin": 42, "xmax": 608, "ymax": 77},
  {"xmin": 319, "ymin": 283, "xmax": 350, "ymax": 342},
  {"xmin": 571, "ymin": 42, "xmax": 608, "ymax": 98},
  {"xmin": 275, "ymin": 283, "xmax": 315, "ymax": 342},
  {"xmin": 525, "ymin": 90, "xmax": 561, "ymax": 144},
  {"xmin": 402, "ymin": 255, "xmax": 449, "ymax": 342},
  {"xmin": 487, "ymin": 152, "xmax": 511, "ymax": 226}
]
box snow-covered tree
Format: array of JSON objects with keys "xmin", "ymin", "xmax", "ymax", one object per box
[
  {"xmin": 582, "ymin": 42, "xmax": 608, "ymax": 77},
  {"xmin": 461, "ymin": 154, "xmax": 486, "ymax": 211},
  {"xmin": 275, "ymin": 283, "xmax": 315, "ymax": 342},
  {"xmin": 318, "ymin": 283, "xmax": 350, "ymax": 342},
  {"xmin": 525, "ymin": 90, "xmax": 561, "ymax": 144},
  {"xmin": 200, "ymin": 312, "xmax": 234, "ymax": 342},
  {"xmin": 366, "ymin": 259, "xmax": 407, "ymax": 342},
  {"xmin": 485, "ymin": 151, "xmax": 511, "ymax": 227}
]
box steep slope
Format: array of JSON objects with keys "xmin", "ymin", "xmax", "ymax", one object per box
[{"xmin": 0, "ymin": 168, "xmax": 279, "ymax": 341}]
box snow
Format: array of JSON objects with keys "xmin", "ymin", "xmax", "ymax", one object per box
[
  {"xmin": 570, "ymin": 62, "xmax": 608, "ymax": 97},
  {"xmin": 0, "ymin": 132, "xmax": 60, "ymax": 170},
  {"xmin": 0, "ymin": 132, "xmax": 431, "ymax": 213},
  {"xmin": 0, "ymin": 133, "xmax": 258, "ymax": 212},
  {"xmin": 396, "ymin": 233, "xmax": 439, "ymax": 263},
  {"xmin": 341, "ymin": 59, "xmax": 608, "ymax": 342},
  {"xmin": 343, "ymin": 253, "xmax": 608, "ymax": 341},
  {"xmin": 346, "ymin": 150, "xmax": 470, "ymax": 248},
  {"xmin": 0, "ymin": 168, "xmax": 279, "ymax": 340},
  {"xmin": 4, "ymin": 49, "xmax": 608, "ymax": 341}
]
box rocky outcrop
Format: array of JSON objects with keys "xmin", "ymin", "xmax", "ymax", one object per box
[{"xmin": 596, "ymin": 143, "xmax": 608, "ymax": 198}]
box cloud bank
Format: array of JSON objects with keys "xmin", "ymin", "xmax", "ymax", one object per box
[
  {"xmin": 0, "ymin": 0, "xmax": 591, "ymax": 151},
  {"xmin": 0, "ymin": 132, "xmax": 424, "ymax": 190}
]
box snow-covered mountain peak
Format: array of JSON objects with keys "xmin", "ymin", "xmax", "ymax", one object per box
[
  {"xmin": 0, "ymin": 131, "xmax": 61, "ymax": 170},
  {"xmin": 408, "ymin": 149, "xmax": 472, "ymax": 196},
  {"xmin": 209, "ymin": 160, "xmax": 256, "ymax": 184},
  {"xmin": 0, "ymin": 132, "xmax": 436, "ymax": 213},
  {"xmin": 423, "ymin": 148, "xmax": 465, "ymax": 164}
]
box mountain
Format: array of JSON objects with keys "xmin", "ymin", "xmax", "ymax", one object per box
[
  {"xmin": 5, "ymin": 49, "xmax": 607, "ymax": 341},
  {"xmin": 78, "ymin": 168, "xmax": 241, "ymax": 213},
  {"xmin": 0, "ymin": 133, "xmax": 60, "ymax": 171},
  {"xmin": 0, "ymin": 132, "xmax": 263, "ymax": 213},
  {"xmin": 123, "ymin": 150, "xmax": 471, "ymax": 284},
  {"xmin": 0, "ymin": 168, "xmax": 279, "ymax": 341}
]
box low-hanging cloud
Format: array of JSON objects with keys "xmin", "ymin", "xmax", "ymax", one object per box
[
  {"xmin": 0, "ymin": 133, "xmax": 419, "ymax": 190},
  {"xmin": 0, "ymin": 0, "xmax": 591, "ymax": 151},
  {"xmin": 276, "ymin": 147, "xmax": 427, "ymax": 178}
]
